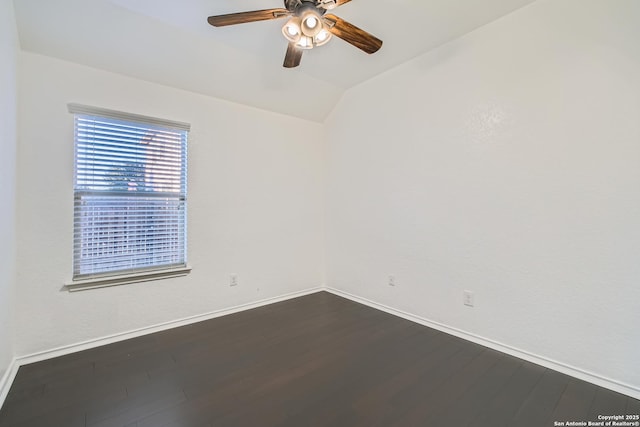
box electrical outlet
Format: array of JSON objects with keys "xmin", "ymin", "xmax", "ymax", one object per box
[
  {"xmin": 388, "ymin": 275, "xmax": 396, "ymax": 287},
  {"xmin": 463, "ymin": 290, "xmax": 474, "ymax": 307},
  {"xmin": 230, "ymin": 274, "xmax": 238, "ymax": 287}
]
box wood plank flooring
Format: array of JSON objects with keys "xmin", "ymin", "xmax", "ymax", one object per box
[{"xmin": 0, "ymin": 291, "xmax": 637, "ymax": 427}]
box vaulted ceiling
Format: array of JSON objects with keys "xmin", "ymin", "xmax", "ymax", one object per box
[{"xmin": 14, "ymin": 0, "xmax": 536, "ymax": 122}]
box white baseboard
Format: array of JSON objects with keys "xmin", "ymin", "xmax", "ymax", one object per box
[
  {"xmin": 325, "ymin": 287, "xmax": 640, "ymax": 400},
  {"xmin": 0, "ymin": 357, "xmax": 19, "ymax": 409},
  {"xmin": 0, "ymin": 286, "xmax": 322, "ymax": 409}
]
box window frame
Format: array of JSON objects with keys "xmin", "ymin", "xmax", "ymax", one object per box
[{"xmin": 65, "ymin": 104, "xmax": 191, "ymax": 292}]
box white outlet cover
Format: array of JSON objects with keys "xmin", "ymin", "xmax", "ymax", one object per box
[{"xmin": 463, "ymin": 290, "xmax": 474, "ymax": 307}]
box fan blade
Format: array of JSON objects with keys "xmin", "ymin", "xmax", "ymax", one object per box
[
  {"xmin": 283, "ymin": 43, "xmax": 303, "ymax": 68},
  {"xmin": 335, "ymin": 0, "xmax": 352, "ymax": 6},
  {"xmin": 208, "ymin": 9, "xmax": 290, "ymax": 27},
  {"xmin": 323, "ymin": 14, "xmax": 382, "ymax": 54}
]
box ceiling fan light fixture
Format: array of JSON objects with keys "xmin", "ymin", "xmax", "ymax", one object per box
[
  {"xmin": 305, "ymin": 16, "xmax": 318, "ymax": 28},
  {"xmin": 314, "ymin": 29, "xmax": 332, "ymax": 46},
  {"xmin": 300, "ymin": 11, "xmax": 323, "ymax": 37},
  {"xmin": 282, "ymin": 18, "xmax": 302, "ymax": 42},
  {"xmin": 296, "ymin": 35, "xmax": 314, "ymax": 50},
  {"xmin": 320, "ymin": 0, "xmax": 338, "ymax": 10}
]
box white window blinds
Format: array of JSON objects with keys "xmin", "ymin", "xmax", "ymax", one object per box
[{"xmin": 70, "ymin": 104, "xmax": 189, "ymax": 280}]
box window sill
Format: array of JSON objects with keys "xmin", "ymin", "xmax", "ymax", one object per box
[{"xmin": 64, "ymin": 266, "xmax": 192, "ymax": 292}]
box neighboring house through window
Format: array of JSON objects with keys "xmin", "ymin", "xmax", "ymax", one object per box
[{"xmin": 67, "ymin": 104, "xmax": 190, "ymax": 291}]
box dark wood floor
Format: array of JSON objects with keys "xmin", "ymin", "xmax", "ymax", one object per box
[{"xmin": 1, "ymin": 292, "xmax": 638, "ymax": 427}]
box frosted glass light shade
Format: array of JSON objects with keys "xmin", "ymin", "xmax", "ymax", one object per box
[
  {"xmin": 314, "ymin": 29, "xmax": 332, "ymax": 46},
  {"xmin": 300, "ymin": 12, "xmax": 322, "ymax": 37},
  {"xmin": 282, "ymin": 18, "xmax": 302, "ymax": 42},
  {"xmin": 296, "ymin": 35, "xmax": 314, "ymax": 49}
]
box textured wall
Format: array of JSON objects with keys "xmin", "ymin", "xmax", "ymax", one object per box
[
  {"xmin": 15, "ymin": 52, "xmax": 325, "ymax": 355},
  {"xmin": 0, "ymin": 0, "xmax": 19, "ymax": 380},
  {"xmin": 325, "ymin": 0, "xmax": 640, "ymax": 391}
]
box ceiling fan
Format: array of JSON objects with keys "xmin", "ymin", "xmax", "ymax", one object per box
[{"xmin": 207, "ymin": 0, "xmax": 383, "ymax": 68}]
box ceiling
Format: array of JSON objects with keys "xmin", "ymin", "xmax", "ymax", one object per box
[{"xmin": 13, "ymin": 0, "xmax": 536, "ymax": 122}]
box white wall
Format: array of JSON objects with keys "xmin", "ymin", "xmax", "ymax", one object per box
[
  {"xmin": 0, "ymin": 0, "xmax": 19, "ymax": 380},
  {"xmin": 325, "ymin": 0, "xmax": 640, "ymax": 392},
  {"xmin": 16, "ymin": 52, "xmax": 325, "ymax": 355}
]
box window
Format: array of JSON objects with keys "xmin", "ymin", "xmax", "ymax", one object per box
[{"xmin": 68, "ymin": 104, "xmax": 190, "ymax": 291}]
